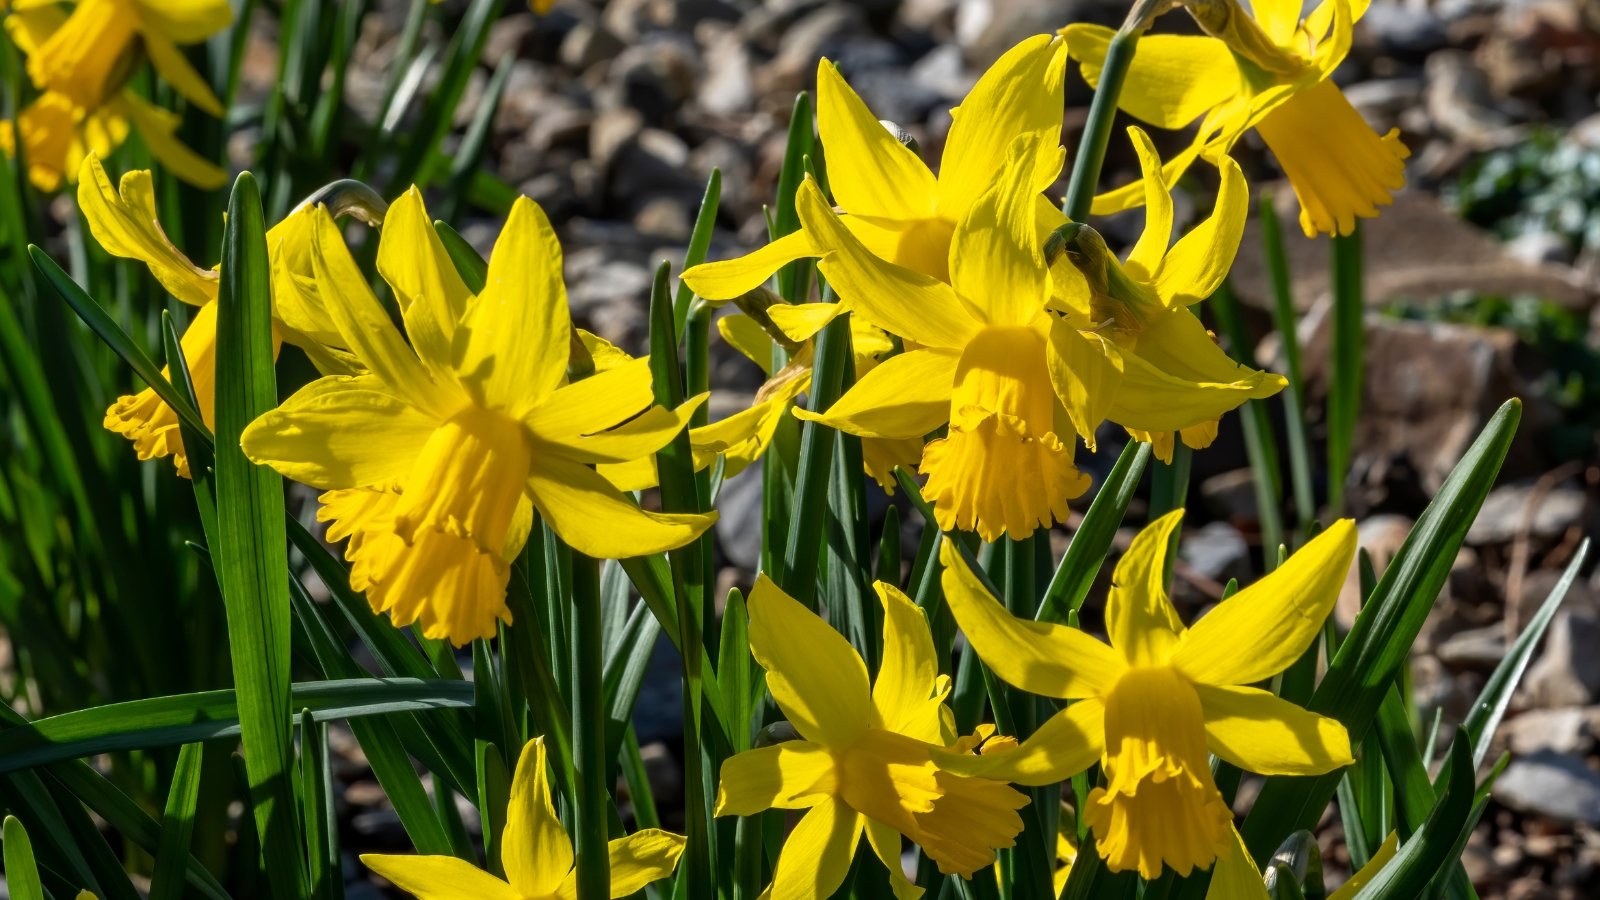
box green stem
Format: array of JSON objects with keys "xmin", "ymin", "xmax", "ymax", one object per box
[
  {"xmin": 1062, "ymin": 26, "xmax": 1143, "ymax": 221},
  {"xmin": 780, "ymin": 311, "xmax": 850, "ymax": 609},
  {"xmin": 1327, "ymin": 226, "xmax": 1365, "ymax": 516},
  {"xmin": 570, "ymin": 553, "xmax": 609, "ymax": 900}
]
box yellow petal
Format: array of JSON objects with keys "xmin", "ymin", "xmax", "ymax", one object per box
[
  {"xmin": 1195, "ymin": 683, "xmax": 1353, "ymax": 775},
  {"xmin": 933, "ymin": 700, "xmax": 1104, "ymax": 786},
  {"xmin": 691, "ymin": 380, "xmax": 805, "ymax": 480},
  {"xmin": 595, "ymin": 829, "xmax": 685, "ymax": 898},
  {"xmin": 523, "ymin": 356, "xmax": 655, "ymax": 442},
  {"xmin": 1153, "ymin": 154, "xmax": 1248, "ymax": 307},
  {"xmin": 454, "ymin": 196, "xmax": 568, "ymax": 417},
  {"xmin": 680, "ymin": 228, "xmax": 819, "ymax": 301},
  {"xmin": 766, "ymin": 300, "xmax": 847, "ymax": 344},
  {"xmin": 526, "ymin": 458, "xmax": 715, "ymax": 559},
  {"xmin": 1304, "ymin": 0, "xmax": 1371, "ymax": 54},
  {"xmin": 1131, "ymin": 304, "xmax": 1281, "ymax": 389},
  {"xmin": 937, "ymin": 34, "xmax": 1069, "ymax": 213},
  {"xmin": 380, "ymin": 187, "xmax": 473, "ymax": 383},
  {"xmin": 77, "ymin": 156, "xmax": 218, "ymax": 307},
  {"xmin": 1251, "ymin": 0, "xmax": 1305, "ymax": 45},
  {"xmin": 815, "ymin": 59, "xmax": 937, "ymax": 221},
  {"xmin": 1106, "ymin": 510, "xmax": 1188, "ymax": 666},
  {"xmin": 1088, "ymin": 134, "xmax": 1206, "ymax": 218},
  {"xmin": 112, "ymin": 94, "xmax": 227, "ymax": 189},
  {"xmin": 1329, "ymin": 832, "xmax": 1399, "ymax": 900},
  {"xmin": 104, "ymin": 299, "xmax": 221, "ymax": 476},
  {"xmin": 863, "ymin": 818, "xmax": 924, "ymax": 900},
  {"xmin": 793, "ymin": 347, "xmax": 957, "ymax": 440},
  {"xmin": 25, "ymin": 0, "xmax": 135, "ymax": 109},
  {"xmin": 1172, "ymin": 519, "xmax": 1357, "ymax": 685},
  {"xmin": 912, "ymin": 765, "xmax": 1029, "ymax": 877},
  {"xmin": 1045, "ymin": 319, "xmax": 1122, "ymax": 449},
  {"xmin": 308, "ymin": 207, "xmax": 456, "ymax": 417},
  {"xmin": 747, "ymin": 573, "xmax": 873, "ymax": 746},
  {"xmin": 713, "ymin": 741, "xmax": 836, "ymax": 816},
  {"xmin": 798, "ymin": 179, "xmax": 982, "ymax": 350},
  {"xmin": 717, "ymin": 313, "xmax": 776, "ymax": 373},
  {"xmin": 1204, "ymin": 826, "xmax": 1269, "ymax": 900},
  {"xmin": 538, "ymin": 394, "xmax": 706, "ymax": 465},
  {"xmin": 1123, "ymin": 128, "xmax": 1175, "ymax": 280},
  {"xmin": 241, "ymin": 374, "xmax": 435, "ymax": 490},
  {"xmin": 359, "ymin": 854, "xmax": 520, "ymax": 900},
  {"xmin": 133, "ymin": 0, "xmax": 235, "ymax": 43},
  {"xmin": 1103, "ymin": 334, "xmax": 1283, "ymax": 434},
  {"xmin": 767, "ymin": 798, "xmax": 863, "ymax": 900},
  {"xmin": 939, "ymin": 541, "xmax": 1125, "ymax": 699},
  {"xmin": 1064, "ymin": 26, "xmax": 1240, "ymax": 130},
  {"xmin": 143, "ymin": 30, "xmax": 224, "ymax": 116},
  {"xmin": 947, "ymin": 133, "xmax": 1051, "ymax": 328},
  {"xmin": 871, "ymin": 582, "xmax": 943, "ymax": 743},
  {"xmin": 502, "ymin": 737, "xmax": 574, "ymax": 897}
]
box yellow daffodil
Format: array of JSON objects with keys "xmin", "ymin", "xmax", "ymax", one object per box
[
  {"xmin": 1, "ymin": 6, "xmax": 227, "ymax": 190},
  {"xmin": 242, "ymin": 191, "xmax": 716, "ymax": 644},
  {"xmin": 1207, "ymin": 827, "xmax": 1397, "ymax": 899},
  {"xmin": 1051, "ymin": 127, "xmax": 1286, "ymax": 463},
  {"xmin": 715, "ymin": 575, "xmax": 1028, "ymax": 898},
  {"xmin": 1064, "ymin": 0, "xmax": 1409, "ymax": 236},
  {"xmin": 1053, "ymin": 829, "xmax": 1077, "ymax": 896},
  {"xmin": 20, "ymin": 0, "xmax": 230, "ymax": 115},
  {"xmin": 938, "ymin": 511, "xmax": 1357, "ymax": 879},
  {"xmin": 363, "ymin": 737, "xmax": 684, "ymax": 899},
  {"xmin": 680, "ymin": 34, "xmax": 1070, "ymax": 341},
  {"xmin": 79, "ymin": 155, "xmax": 357, "ymax": 476}
]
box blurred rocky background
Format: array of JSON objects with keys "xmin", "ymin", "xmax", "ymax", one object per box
[{"xmin": 243, "ymin": 0, "xmax": 1600, "ymax": 896}]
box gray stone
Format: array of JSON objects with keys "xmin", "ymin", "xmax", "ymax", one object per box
[
  {"xmin": 1200, "ymin": 468, "xmax": 1260, "ymax": 523},
  {"xmin": 1180, "ymin": 521, "xmax": 1251, "ymax": 586},
  {"xmin": 1493, "ymin": 749, "xmax": 1600, "ymax": 825},
  {"xmin": 1507, "ymin": 231, "xmax": 1574, "ymax": 266},
  {"xmin": 1437, "ymin": 624, "xmax": 1507, "ymax": 669},
  {"xmin": 1525, "ymin": 612, "xmax": 1600, "ymax": 708},
  {"xmin": 1357, "ymin": 3, "xmax": 1448, "ymax": 56},
  {"xmin": 608, "ymin": 37, "xmax": 701, "ymax": 126},
  {"xmin": 1467, "ymin": 480, "xmax": 1587, "ymax": 545},
  {"xmin": 697, "ymin": 28, "xmax": 755, "ymax": 116},
  {"xmin": 1503, "ymin": 708, "xmax": 1596, "ymax": 756},
  {"xmin": 560, "ymin": 21, "xmax": 626, "ymax": 72},
  {"xmin": 715, "ymin": 463, "xmax": 764, "ymax": 570}
]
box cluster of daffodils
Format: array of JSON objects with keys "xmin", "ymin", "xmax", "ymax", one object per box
[{"xmin": 72, "ymin": 0, "xmax": 1413, "ymax": 893}]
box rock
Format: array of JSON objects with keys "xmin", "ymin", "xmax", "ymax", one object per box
[
  {"xmin": 1437, "ymin": 624, "xmax": 1507, "ymax": 669},
  {"xmin": 1524, "ymin": 612, "xmax": 1600, "ymax": 708},
  {"xmin": 484, "ymin": 12, "xmax": 540, "ymax": 65},
  {"xmin": 1180, "ymin": 521, "xmax": 1251, "ymax": 587},
  {"xmin": 526, "ymin": 104, "xmax": 595, "ymax": 156},
  {"xmin": 756, "ymin": 4, "xmax": 868, "ymax": 94},
  {"xmin": 560, "ymin": 20, "xmax": 626, "ymax": 73},
  {"xmin": 848, "ymin": 67, "xmax": 947, "ymax": 127},
  {"xmin": 1341, "ymin": 78, "xmax": 1424, "ymax": 134},
  {"xmin": 714, "ymin": 463, "xmax": 764, "ymax": 570},
  {"xmin": 1357, "ymin": 3, "xmax": 1449, "ymax": 56},
  {"xmin": 607, "ymin": 36, "xmax": 701, "ymax": 126},
  {"xmin": 1507, "ymin": 231, "xmax": 1574, "ymax": 266},
  {"xmin": 1467, "ymin": 479, "xmax": 1587, "ymax": 545},
  {"xmin": 590, "ymin": 107, "xmax": 645, "ymax": 174},
  {"xmin": 633, "ymin": 196, "xmax": 692, "ymax": 240},
  {"xmin": 1502, "ymin": 708, "xmax": 1597, "ymax": 756},
  {"xmin": 1200, "ymin": 468, "xmax": 1260, "ymax": 524},
  {"xmin": 908, "ymin": 43, "xmax": 974, "ymax": 105},
  {"xmin": 1493, "ymin": 749, "xmax": 1600, "ymax": 825},
  {"xmin": 697, "ymin": 28, "xmax": 755, "ymax": 116}
]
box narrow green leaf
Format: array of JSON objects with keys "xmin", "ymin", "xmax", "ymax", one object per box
[
  {"xmin": 432, "ymin": 221, "xmax": 489, "ymax": 292},
  {"xmin": 149, "ymin": 743, "xmax": 206, "ymax": 900},
  {"xmin": 1327, "ymin": 227, "xmax": 1364, "ymax": 515},
  {"xmin": 1349, "ymin": 734, "xmax": 1487, "ymax": 900},
  {"xmin": 3, "ymin": 815, "xmax": 45, "ymax": 900},
  {"xmin": 1038, "ymin": 441, "xmax": 1151, "ymax": 623}
]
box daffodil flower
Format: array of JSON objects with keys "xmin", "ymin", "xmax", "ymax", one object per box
[
  {"xmin": 1050, "ymin": 127, "xmax": 1286, "ymax": 463},
  {"xmin": 715, "ymin": 575, "xmax": 1028, "ymax": 898},
  {"xmin": 680, "ymin": 34, "xmax": 1070, "ymax": 341},
  {"xmin": 78, "ymin": 156, "xmax": 360, "ymax": 476},
  {"xmin": 938, "ymin": 511, "xmax": 1357, "ymax": 879},
  {"xmin": 19, "ymin": 0, "xmax": 230, "ymax": 116},
  {"xmin": 1, "ymin": 6, "xmax": 228, "ymax": 190},
  {"xmin": 363, "ymin": 737, "xmax": 685, "ymax": 899},
  {"xmin": 1064, "ymin": 0, "xmax": 1408, "ymax": 236},
  {"xmin": 1206, "ymin": 827, "xmax": 1397, "ymax": 899},
  {"xmin": 242, "ymin": 192, "xmax": 716, "ymax": 645}
]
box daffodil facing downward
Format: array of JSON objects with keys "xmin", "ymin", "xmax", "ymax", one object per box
[
  {"xmin": 715, "ymin": 575, "xmax": 1028, "ymax": 899},
  {"xmin": 363, "ymin": 737, "xmax": 685, "ymax": 899},
  {"xmin": 242, "ymin": 190, "xmax": 716, "ymax": 645},
  {"xmin": 1049, "ymin": 128, "xmax": 1286, "ymax": 462},
  {"xmin": 939, "ymin": 511, "xmax": 1358, "ymax": 879},
  {"xmin": 1065, "ymin": 0, "xmax": 1409, "ymax": 236},
  {"xmin": 680, "ymin": 34, "xmax": 1069, "ymax": 341}
]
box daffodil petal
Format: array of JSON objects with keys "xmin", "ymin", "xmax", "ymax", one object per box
[
  {"xmin": 135, "ymin": 0, "xmax": 235, "ymax": 43},
  {"xmin": 713, "ymin": 741, "xmax": 836, "ymax": 816},
  {"xmin": 112, "ymin": 94, "xmax": 227, "ymax": 189},
  {"xmin": 1195, "ymin": 683, "xmax": 1353, "ymax": 775},
  {"xmin": 380, "ymin": 187, "xmax": 472, "ymax": 381},
  {"xmin": 767, "ymin": 798, "xmax": 863, "ymax": 900},
  {"xmin": 1045, "ymin": 319, "xmax": 1122, "ymax": 449},
  {"xmin": 793, "ymin": 347, "xmax": 957, "ymax": 440},
  {"xmin": 1204, "ymin": 825, "xmax": 1269, "ymax": 900},
  {"xmin": 523, "ymin": 356, "xmax": 655, "ymax": 442},
  {"xmin": 933, "ymin": 700, "xmax": 1105, "ymax": 786},
  {"xmin": 142, "ymin": 30, "xmax": 223, "ymax": 116},
  {"xmin": 241, "ymin": 374, "xmax": 435, "ymax": 490},
  {"xmin": 1153, "ymin": 154, "xmax": 1247, "ymax": 307},
  {"xmin": 717, "ymin": 313, "xmax": 776, "ymax": 373},
  {"xmin": 539, "ymin": 394, "xmax": 705, "ymax": 465},
  {"xmin": 600, "ymin": 830, "xmax": 686, "ymax": 898},
  {"xmin": 937, "ymin": 34, "xmax": 1068, "ymax": 213},
  {"xmin": 359, "ymin": 854, "xmax": 520, "ymax": 900},
  {"xmin": 864, "ymin": 817, "xmax": 924, "ymax": 900},
  {"xmin": 798, "ymin": 179, "xmax": 982, "ymax": 350},
  {"xmin": 1173, "ymin": 519, "xmax": 1357, "ymax": 685},
  {"xmin": 940, "ymin": 542, "xmax": 1125, "ymax": 699},
  {"xmin": 871, "ymin": 582, "xmax": 944, "ymax": 743},
  {"xmin": 691, "ymin": 382, "xmax": 803, "ymax": 480},
  {"xmin": 681, "ymin": 229, "xmax": 819, "ymax": 301},
  {"xmin": 1123, "ymin": 128, "xmax": 1175, "ymax": 279},
  {"xmin": 1106, "ymin": 511, "xmax": 1188, "ymax": 666},
  {"xmin": 816, "ymin": 59, "xmax": 937, "ymax": 220},
  {"xmin": 77, "ymin": 156, "xmax": 217, "ymax": 306},
  {"xmin": 501, "ymin": 737, "xmax": 574, "ymax": 897},
  {"xmin": 1088, "ymin": 136, "xmax": 1205, "ymax": 217},
  {"xmin": 767, "ymin": 301, "xmax": 848, "ymax": 344},
  {"xmin": 1064, "ymin": 26, "xmax": 1240, "ymax": 130},
  {"xmin": 1103, "ymin": 336, "xmax": 1284, "ymax": 433},
  {"xmin": 526, "ymin": 458, "xmax": 715, "ymax": 559},
  {"xmin": 454, "ymin": 196, "xmax": 568, "ymax": 417},
  {"xmin": 948, "ymin": 133, "xmax": 1051, "ymax": 328},
  {"xmin": 1132, "ymin": 304, "xmax": 1282, "ymax": 388},
  {"xmin": 747, "ymin": 573, "xmax": 873, "ymax": 746}
]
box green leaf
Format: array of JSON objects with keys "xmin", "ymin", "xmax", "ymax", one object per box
[
  {"xmin": 1327, "ymin": 228, "xmax": 1364, "ymax": 515},
  {"xmin": 1038, "ymin": 441, "xmax": 1151, "ymax": 623},
  {"xmin": 675, "ymin": 169, "xmax": 723, "ymax": 341},
  {"xmin": 432, "ymin": 221, "xmax": 489, "ymax": 292},
  {"xmin": 301, "ymin": 711, "xmax": 343, "ymax": 900},
  {"xmin": 3, "ymin": 815, "xmax": 45, "ymax": 900},
  {"xmin": 440, "ymin": 54, "xmax": 514, "ymax": 222},
  {"xmin": 149, "ymin": 743, "xmax": 205, "ymax": 900}
]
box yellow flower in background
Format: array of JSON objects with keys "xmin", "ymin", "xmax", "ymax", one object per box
[
  {"xmin": 1065, "ymin": 0, "xmax": 1408, "ymax": 237},
  {"xmin": 681, "ymin": 34, "xmax": 1070, "ymax": 341},
  {"xmin": 363, "ymin": 737, "xmax": 685, "ymax": 899},
  {"xmin": 715, "ymin": 575, "xmax": 1028, "ymax": 898},
  {"xmin": 242, "ymin": 190, "xmax": 715, "ymax": 645},
  {"xmin": 20, "ymin": 0, "xmax": 230, "ymax": 115},
  {"xmin": 1207, "ymin": 827, "xmax": 1397, "ymax": 899},
  {"xmin": 79, "ymin": 156, "xmax": 357, "ymax": 476},
  {"xmin": 939, "ymin": 511, "xmax": 1357, "ymax": 879},
  {"xmin": 1050, "ymin": 128, "xmax": 1286, "ymax": 463},
  {"xmin": 2, "ymin": 3, "xmax": 228, "ymax": 190}
]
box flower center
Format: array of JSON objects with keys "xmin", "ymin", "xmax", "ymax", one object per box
[
  {"xmin": 1084, "ymin": 667, "xmax": 1234, "ymax": 880},
  {"xmin": 392, "ymin": 405, "xmax": 533, "ymax": 555},
  {"xmin": 28, "ymin": 0, "xmax": 142, "ymax": 109},
  {"xmin": 888, "ymin": 215, "xmax": 957, "ymax": 284}
]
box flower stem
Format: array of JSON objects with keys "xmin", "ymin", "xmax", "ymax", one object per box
[
  {"xmin": 1062, "ymin": 29, "xmax": 1141, "ymax": 222},
  {"xmin": 570, "ymin": 551, "xmax": 609, "ymax": 900}
]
